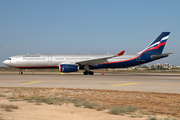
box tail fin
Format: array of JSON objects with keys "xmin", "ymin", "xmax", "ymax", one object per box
[{"xmin": 138, "ymin": 32, "xmax": 170, "ymax": 55}]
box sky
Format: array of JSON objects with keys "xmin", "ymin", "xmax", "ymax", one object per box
[{"xmin": 0, "ymin": 0, "xmax": 180, "ymax": 66}]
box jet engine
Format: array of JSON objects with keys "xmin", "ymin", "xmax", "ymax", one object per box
[{"xmin": 59, "ymin": 64, "xmax": 79, "ymax": 72}]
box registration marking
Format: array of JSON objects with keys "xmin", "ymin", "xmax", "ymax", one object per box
[
  {"xmin": 112, "ymin": 83, "xmax": 140, "ymax": 86},
  {"xmin": 22, "ymin": 81, "xmax": 43, "ymax": 85}
]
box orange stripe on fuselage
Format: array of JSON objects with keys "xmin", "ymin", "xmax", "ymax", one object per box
[{"xmin": 101, "ymin": 42, "xmax": 166, "ymax": 65}]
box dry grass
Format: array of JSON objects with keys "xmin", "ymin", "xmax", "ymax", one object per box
[
  {"xmin": 146, "ymin": 116, "xmax": 180, "ymax": 120},
  {"xmin": 0, "ymin": 94, "xmax": 6, "ymax": 97},
  {"xmin": 108, "ymin": 106, "xmax": 137, "ymax": 115},
  {"xmin": 0, "ymin": 87, "xmax": 180, "ymax": 118},
  {"xmin": 0, "ymin": 104, "xmax": 18, "ymax": 112}
]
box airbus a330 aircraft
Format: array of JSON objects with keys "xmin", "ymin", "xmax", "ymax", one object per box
[{"xmin": 3, "ymin": 32, "xmax": 173, "ymax": 75}]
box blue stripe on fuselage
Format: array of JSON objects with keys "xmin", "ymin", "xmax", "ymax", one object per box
[{"xmin": 92, "ymin": 49, "xmax": 167, "ymax": 69}]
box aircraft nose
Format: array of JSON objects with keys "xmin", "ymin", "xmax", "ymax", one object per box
[{"xmin": 3, "ymin": 60, "xmax": 8, "ymax": 65}]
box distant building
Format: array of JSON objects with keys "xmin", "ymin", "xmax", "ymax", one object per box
[{"xmin": 112, "ymin": 63, "xmax": 179, "ymax": 70}]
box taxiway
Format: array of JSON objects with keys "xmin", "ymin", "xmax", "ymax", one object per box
[{"xmin": 0, "ymin": 72, "xmax": 180, "ymax": 93}]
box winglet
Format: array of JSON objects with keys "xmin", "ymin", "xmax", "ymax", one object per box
[{"xmin": 116, "ymin": 51, "xmax": 125, "ymax": 56}]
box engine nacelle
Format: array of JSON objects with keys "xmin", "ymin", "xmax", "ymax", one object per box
[{"xmin": 59, "ymin": 64, "xmax": 79, "ymax": 72}]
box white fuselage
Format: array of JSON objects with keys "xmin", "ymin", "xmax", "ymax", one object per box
[{"xmin": 3, "ymin": 54, "xmax": 137, "ymax": 68}]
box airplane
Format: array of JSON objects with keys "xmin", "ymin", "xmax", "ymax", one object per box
[{"xmin": 3, "ymin": 32, "xmax": 173, "ymax": 75}]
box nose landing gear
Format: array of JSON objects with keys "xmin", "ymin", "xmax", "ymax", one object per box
[{"xmin": 19, "ymin": 69, "xmax": 23, "ymax": 75}]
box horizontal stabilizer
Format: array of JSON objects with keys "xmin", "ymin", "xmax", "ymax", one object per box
[{"xmin": 151, "ymin": 52, "xmax": 175, "ymax": 60}]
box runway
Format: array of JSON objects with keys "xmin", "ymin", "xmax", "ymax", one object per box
[{"xmin": 0, "ymin": 72, "xmax": 180, "ymax": 94}]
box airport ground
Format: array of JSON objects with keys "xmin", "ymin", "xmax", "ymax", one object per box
[{"xmin": 0, "ymin": 71, "xmax": 180, "ymax": 120}]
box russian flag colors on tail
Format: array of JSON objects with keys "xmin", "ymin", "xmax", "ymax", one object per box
[{"xmin": 138, "ymin": 32, "xmax": 170, "ymax": 55}]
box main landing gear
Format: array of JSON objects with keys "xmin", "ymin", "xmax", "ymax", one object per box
[
  {"xmin": 83, "ymin": 65, "xmax": 94, "ymax": 75},
  {"xmin": 83, "ymin": 70, "xmax": 94, "ymax": 75},
  {"xmin": 19, "ymin": 69, "xmax": 23, "ymax": 75}
]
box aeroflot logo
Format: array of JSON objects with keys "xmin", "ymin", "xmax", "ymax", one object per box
[{"xmin": 23, "ymin": 55, "xmax": 40, "ymax": 57}]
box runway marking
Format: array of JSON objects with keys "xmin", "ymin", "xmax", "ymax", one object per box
[
  {"xmin": 22, "ymin": 81, "xmax": 43, "ymax": 85},
  {"xmin": 112, "ymin": 83, "xmax": 140, "ymax": 86}
]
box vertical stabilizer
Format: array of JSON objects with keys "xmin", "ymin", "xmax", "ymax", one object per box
[{"xmin": 138, "ymin": 32, "xmax": 170, "ymax": 55}]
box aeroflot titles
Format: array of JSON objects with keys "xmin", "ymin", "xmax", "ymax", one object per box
[{"xmin": 23, "ymin": 55, "xmax": 40, "ymax": 57}]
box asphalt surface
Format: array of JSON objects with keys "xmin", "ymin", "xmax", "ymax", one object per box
[{"xmin": 0, "ymin": 72, "xmax": 180, "ymax": 93}]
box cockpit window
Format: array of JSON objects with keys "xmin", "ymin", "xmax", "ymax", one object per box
[{"xmin": 7, "ymin": 58, "xmax": 11, "ymax": 60}]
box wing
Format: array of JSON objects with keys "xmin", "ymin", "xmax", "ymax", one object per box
[{"xmin": 76, "ymin": 51, "xmax": 125, "ymax": 65}]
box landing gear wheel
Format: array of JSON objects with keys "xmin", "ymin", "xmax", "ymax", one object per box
[
  {"xmin": 83, "ymin": 71, "xmax": 89, "ymax": 75},
  {"xmin": 19, "ymin": 71, "xmax": 23, "ymax": 75},
  {"xmin": 89, "ymin": 71, "xmax": 94, "ymax": 75},
  {"xmin": 83, "ymin": 71, "xmax": 94, "ymax": 75}
]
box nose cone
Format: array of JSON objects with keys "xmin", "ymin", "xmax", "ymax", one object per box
[{"xmin": 3, "ymin": 60, "xmax": 8, "ymax": 66}]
